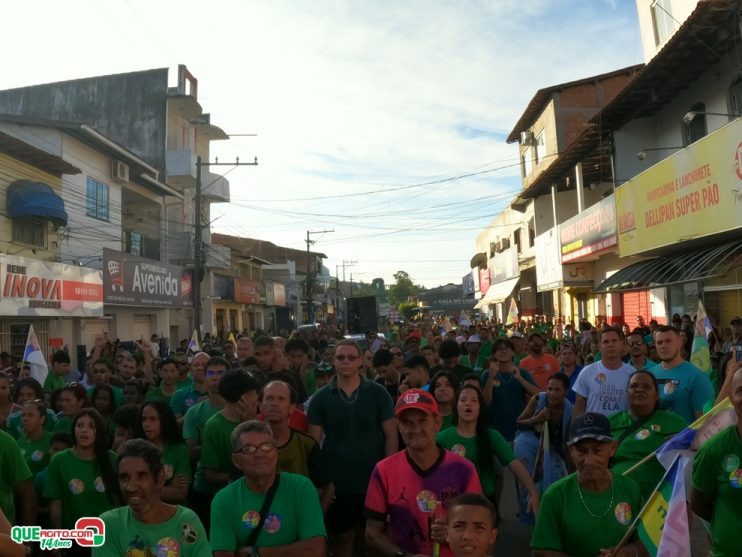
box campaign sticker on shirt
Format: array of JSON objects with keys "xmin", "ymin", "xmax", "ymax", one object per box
[
  {"xmin": 31, "ymin": 450, "xmax": 44, "ymax": 462},
  {"xmin": 416, "ymin": 490, "xmax": 439, "ymax": 513},
  {"xmin": 155, "ymin": 537, "xmax": 180, "ymax": 557},
  {"xmin": 450, "ymin": 444, "xmax": 466, "ymax": 457},
  {"xmin": 663, "ymin": 380, "xmax": 679, "ymax": 395},
  {"xmin": 242, "ymin": 511, "xmax": 261, "ymax": 529},
  {"xmin": 634, "ymin": 429, "xmax": 651, "ymax": 441},
  {"xmin": 650, "ymin": 424, "xmax": 661, "ymax": 432},
  {"xmin": 164, "ymin": 464, "xmax": 174, "ymax": 480},
  {"xmin": 492, "ymin": 379, "xmax": 501, "ymax": 388},
  {"xmin": 68, "ymin": 479, "xmax": 84, "ymax": 495},
  {"xmin": 722, "ymin": 454, "xmax": 740, "ymax": 473},
  {"xmin": 94, "ymin": 476, "xmax": 106, "ymax": 493},
  {"xmin": 181, "ymin": 523, "xmax": 199, "ymax": 544},
  {"xmin": 728, "ymin": 469, "xmax": 742, "ymax": 489},
  {"xmin": 595, "ymin": 373, "xmax": 607, "ymax": 385},
  {"xmin": 263, "ymin": 513, "xmax": 282, "ymax": 534},
  {"xmin": 614, "ymin": 502, "xmax": 633, "ymax": 526}
]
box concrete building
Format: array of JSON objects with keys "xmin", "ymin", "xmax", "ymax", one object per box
[{"xmin": 0, "ymin": 66, "xmax": 232, "ymax": 345}]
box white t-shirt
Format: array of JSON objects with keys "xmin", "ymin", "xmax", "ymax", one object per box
[{"xmin": 572, "ymin": 360, "xmax": 635, "ymax": 416}]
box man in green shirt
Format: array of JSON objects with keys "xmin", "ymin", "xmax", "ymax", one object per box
[
  {"xmin": 145, "ymin": 358, "xmax": 179, "ymax": 404},
  {"xmin": 43, "ymin": 350, "xmax": 70, "ymax": 394},
  {"xmin": 210, "ymin": 420, "xmax": 326, "ymax": 557},
  {"xmin": 172, "ymin": 352, "xmax": 209, "ymax": 422},
  {"xmin": 691, "ymin": 367, "xmax": 742, "ymax": 557},
  {"xmin": 531, "ymin": 412, "xmax": 645, "ymax": 557},
  {"xmin": 87, "ymin": 358, "xmax": 124, "ymax": 406},
  {"xmin": 94, "ymin": 439, "xmax": 210, "ymax": 557}
]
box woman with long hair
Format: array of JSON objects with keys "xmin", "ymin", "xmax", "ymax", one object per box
[
  {"xmin": 138, "ymin": 399, "xmax": 191, "ymax": 503},
  {"xmin": 90, "ymin": 384, "xmax": 117, "ymax": 445},
  {"xmin": 17, "ymin": 400, "xmax": 53, "ymax": 476},
  {"xmin": 53, "ymin": 383, "xmax": 91, "ymax": 434},
  {"xmin": 6, "ymin": 378, "xmax": 57, "ymax": 439},
  {"xmin": 437, "ymin": 384, "xmax": 540, "ymax": 523},
  {"xmin": 43, "ymin": 408, "xmax": 119, "ymax": 555},
  {"xmin": 430, "ymin": 370, "xmax": 460, "ymax": 431}
]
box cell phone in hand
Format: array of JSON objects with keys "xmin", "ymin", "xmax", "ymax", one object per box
[{"xmin": 735, "ymin": 345, "xmax": 742, "ymax": 362}]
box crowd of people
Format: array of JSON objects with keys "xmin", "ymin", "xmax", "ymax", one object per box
[{"xmin": 0, "ymin": 313, "xmax": 740, "ymax": 556}]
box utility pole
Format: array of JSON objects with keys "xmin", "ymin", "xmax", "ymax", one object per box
[
  {"xmin": 194, "ymin": 156, "xmax": 258, "ymax": 338},
  {"xmin": 304, "ymin": 229, "xmax": 333, "ymax": 324},
  {"xmin": 349, "ymin": 273, "xmax": 353, "ymax": 297},
  {"xmin": 340, "ymin": 260, "xmax": 357, "ymax": 323}
]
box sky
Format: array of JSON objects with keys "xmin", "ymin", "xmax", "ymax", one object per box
[{"xmin": 2, "ymin": 0, "xmax": 643, "ymax": 288}]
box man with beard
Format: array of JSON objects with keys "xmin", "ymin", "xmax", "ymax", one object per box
[
  {"xmin": 519, "ymin": 333, "xmax": 559, "ymax": 391},
  {"xmin": 95, "ymin": 439, "xmax": 210, "ymax": 556}
]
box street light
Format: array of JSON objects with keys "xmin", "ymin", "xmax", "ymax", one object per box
[
  {"xmin": 682, "ymin": 110, "xmax": 737, "ymax": 125},
  {"xmin": 636, "ymin": 146, "xmax": 683, "ymax": 161}
]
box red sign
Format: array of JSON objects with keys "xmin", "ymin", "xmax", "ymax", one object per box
[
  {"xmin": 479, "ymin": 268, "xmax": 491, "ymax": 295},
  {"xmin": 235, "ymin": 279, "xmax": 260, "ymax": 304}
]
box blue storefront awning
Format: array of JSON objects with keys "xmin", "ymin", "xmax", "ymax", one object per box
[{"xmin": 6, "ymin": 180, "xmax": 68, "ymax": 227}]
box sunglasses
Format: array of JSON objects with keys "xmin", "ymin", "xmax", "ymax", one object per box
[
  {"xmin": 234, "ymin": 441, "xmax": 275, "ymax": 455},
  {"xmin": 627, "ymin": 341, "xmax": 644, "ymax": 347},
  {"xmin": 335, "ymin": 355, "xmax": 359, "ymax": 362}
]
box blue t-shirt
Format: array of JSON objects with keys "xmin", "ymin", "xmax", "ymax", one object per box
[
  {"xmin": 561, "ymin": 365, "xmax": 583, "ymax": 404},
  {"xmin": 480, "ymin": 368, "xmax": 537, "ymax": 442},
  {"xmin": 649, "ymin": 361, "xmax": 714, "ymax": 424}
]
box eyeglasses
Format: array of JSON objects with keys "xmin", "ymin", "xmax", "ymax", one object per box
[
  {"xmin": 627, "ymin": 341, "xmax": 644, "ymax": 347},
  {"xmin": 234, "ymin": 441, "xmax": 275, "ymax": 455},
  {"xmin": 335, "ymin": 355, "xmax": 359, "ymax": 362}
]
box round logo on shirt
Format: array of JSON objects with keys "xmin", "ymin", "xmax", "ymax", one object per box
[
  {"xmin": 31, "ymin": 450, "xmax": 44, "ymax": 462},
  {"xmin": 663, "ymin": 382, "xmax": 677, "ymax": 395},
  {"xmin": 729, "ymin": 469, "xmax": 742, "ymax": 489},
  {"xmin": 68, "ymin": 479, "xmax": 84, "ymax": 495},
  {"xmin": 263, "ymin": 513, "xmax": 282, "ymax": 534},
  {"xmin": 155, "ymin": 537, "xmax": 180, "ymax": 557},
  {"xmin": 722, "ymin": 454, "xmax": 740, "ymax": 473},
  {"xmin": 614, "ymin": 502, "xmax": 633, "ymax": 526},
  {"xmin": 242, "ymin": 511, "xmax": 261, "ymax": 529},
  {"xmin": 94, "ymin": 477, "xmax": 106, "ymax": 493},
  {"xmin": 164, "ymin": 464, "xmax": 175, "ymax": 481},
  {"xmin": 416, "ymin": 490, "xmax": 439, "ymax": 513},
  {"xmin": 634, "ymin": 429, "xmax": 651, "ymax": 441},
  {"xmin": 450, "ymin": 444, "xmax": 466, "ymax": 457},
  {"xmin": 595, "ymin": 373, "xmax": 607, "ymax": 385},
  {"xmin": 180, "ymin": 523, "xmax": 199, "ymax": 544}
]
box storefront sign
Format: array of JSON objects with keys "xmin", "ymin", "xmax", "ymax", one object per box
[
  {"xmin": 462, "ymin": 272, "xmax": 475, "ymax": 296},
  {"xmin": 273, "ymin": 283, "xmax": 287, "ymax": 306},
  {"xmin": 616, "ymin": 118, "xmax": 742, "ymax": 256},
  {"xmin": 103, "ymin": 249, "xmax": 192, "ymax": 307},
  {"xmin": 479, "ymin": 268, "xmax": 490, "ymax": 295},
  {"xmin": 560, "ymin": 196, "xmax": 617, "ymax": 262},
  {"xmin": 488, "ymin": 247, "xmax": 519, "ymax": 283},
  {"xmin": 213, "ymin": 274, "xmax": 235, "ymax": 301},
  {"xmin": 235, "ymin": 278, "xmax": 260, "ymax": 304},
  {"xmin": 536, "ymin": 231, "xmax": 595, "ymax": 291},
  {"xmin": 0, "ymin": 255, "xmax": 103, "ymax": 317}
]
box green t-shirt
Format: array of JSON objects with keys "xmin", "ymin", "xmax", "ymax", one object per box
[
  {"xmin": 43, "ymin": 448, "xmax": 117, "ymax": 528},
  {"xmin": 6, "ymin": 408, "xmax": 57, "ymax": 439},
  {"xmin": 531, "ymin": 473, "xmax": 643, "ymax": 557},
  {"xmin": 162, "ymin": 443, "xmax": 192, "ymax": 484},
  {"xmin": 692, "ymin": 425, "xmax": 742, "ymax": 557},
  {"xmin": 609, "ymin": 410, "xmax": 685, "ymax": 498},
  {"xmin": 43, "ymin": 372, "xmax": 65, "ymax": 394},
  {"xmin": 182, "ymin": 399, "xmax": 221, "ymax": 443},
  {"xmin": 18, "ymin": 431, "xmax": 53, "ymax": 476},
  {"xmin": 145, "ymin": 385, "xmax": 176, "ymax": 405},
  {"xmin": 87, "ymin": 385, "xmax": 124, "ymax": 407},
  {"xmin": 94, "ymin": 504, "xmax": 211, "ymax": 557},
  {"xmin": 171, "ymin": 385, "xmax": 206, "ymax": 417},
  {"xmin": 0, "ymin": 429, "xmax": 33, "ymax": 523},
  {"xmin": 194, "ymin": 412, "xmax": 239, "ymax": 494},
  {"xmin": 436, "ymin": 426, "xmax": 515, "ymax": 497},
  {"xmin": 53, "ymin": 415, "xmax": 73, "ymax": 434},
  {"xmin": 440, "ymin": 413, "xmax": 454, "ymax": 432},
  {"xmin": 277, "ymin": 429, "xmax": 332, "ymax": 488},
  {"xmin": 210, "ymin": 473, "xmax": 326, "ymax": 551}
]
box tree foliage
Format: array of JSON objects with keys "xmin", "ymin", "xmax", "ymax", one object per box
[{"xmin": 388, "ymin": 271, "xmax": 422, "ymax": 308}]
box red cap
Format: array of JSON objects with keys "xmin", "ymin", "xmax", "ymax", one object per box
[
  {"xmin": 407, "ymin": 330, "xmax": 422, "ymax": 340},
  {"xmin": 395, "ymin": 389, "xmax": 439, "ymax": 417}
]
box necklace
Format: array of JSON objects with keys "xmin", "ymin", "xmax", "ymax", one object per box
[
  {"xmin": 576, "ymin": 471, "xmax": 614, "ymax": 518},
  {"xmin": 339, "ymin": 386, "xmax": 360, "ymax": 404}
]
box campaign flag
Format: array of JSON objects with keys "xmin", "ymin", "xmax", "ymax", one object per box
[
  {"xmin": 187, "ymin": 329, "xmax": 200, "ymax": 353},
  {"xmin": 506, "ymin": 298, "xmax": 519, "ymax": 325},
  {"xmin": 459, "ymin": 310, "xmax": 472, "ymax": 328},
  {"xmin": 656, "ymin": 397, "xmax": 736, "ymax": 469},
  {"xmin": 442, "ymin": 317, "xmax": 453, "ymax": 333},
  {"xmin": 635, "ymin": 455, "xmax": 690, "ymax": 557},
  {"xmin": 23, "ymin": 324, "xmax": 48, "ymax": 386},
  {"xmin": 227, "ymin": 331, "xmax": 237, "ymax": 346},
  {"xmin": 691, "ymin": 299, "xmax": 713, "ymax": 377}
]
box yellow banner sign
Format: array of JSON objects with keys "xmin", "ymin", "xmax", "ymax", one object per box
[{"xmin": 616, "ymin": 118, "xmax": 742, "ymax": 256}]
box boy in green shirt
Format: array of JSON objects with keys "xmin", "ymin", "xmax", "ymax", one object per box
[{"xmin": 94, "ymin": 439, "xmax": 210, "ymax": 557}]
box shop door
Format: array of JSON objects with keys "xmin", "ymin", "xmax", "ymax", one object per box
[
  {"xmin": 81, "ymin": 319, "xmax": 110, "ymax": 354},
  {"xmin": 133, "ymin": 314, "xmax": 153, "ymax": 342},
  {"xmin": 621, "ymin": 290, "xmax": 651, "ymax": 325},
  {"xmin": 705, "ymin": 290, "xmax": 742, "ymax": 330}
]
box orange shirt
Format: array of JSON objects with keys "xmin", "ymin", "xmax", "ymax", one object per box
[{"xmin": 519, "ymin": 353, "xmax": 560, "ymax": 390}]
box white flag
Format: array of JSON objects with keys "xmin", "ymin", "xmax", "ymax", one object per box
[{"xmin": 24, "ymin": 325, "xmax": 48, "ymax": 386}]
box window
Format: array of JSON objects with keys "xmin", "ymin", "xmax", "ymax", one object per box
[
  {"xmin": 513, "ymin": 228, "xmax": 522, "ymax": 253},
  {"xmin": 683, "ymin": 102, "xmax": 707, "ymax": 146},
  {"xmin": 730, "ymin": 77, "xmax": 742, "ymax": 116},
  {"xmin": 86, "ymin": 177, "xmax": 109, "ymax": 220},
  {"xmin": 12, "ymin": 219, "xmax": 45, "ymax": 248},
  {"xmin": 127, "ymin": 231, "xmax": 143, "ymax": 256},
  {"xmin": 535, "ymin": 132, "xmax": 546, "ymax": 165},
  {"xmin": 651, "ymin": 0, "xmax": 674, "ymax": 46},
  {"xmin": 522, "ymin": 149, "xmax": 533, "ymax": 176}
]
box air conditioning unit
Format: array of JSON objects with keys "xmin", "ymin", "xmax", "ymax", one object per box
[
  {"xmin": 111, "ymin": 161, "xmax": 129, "ymax": 182},
  {"xmin": 520, "ymin": 131, "xmax": 535, "ymax": 146}
]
